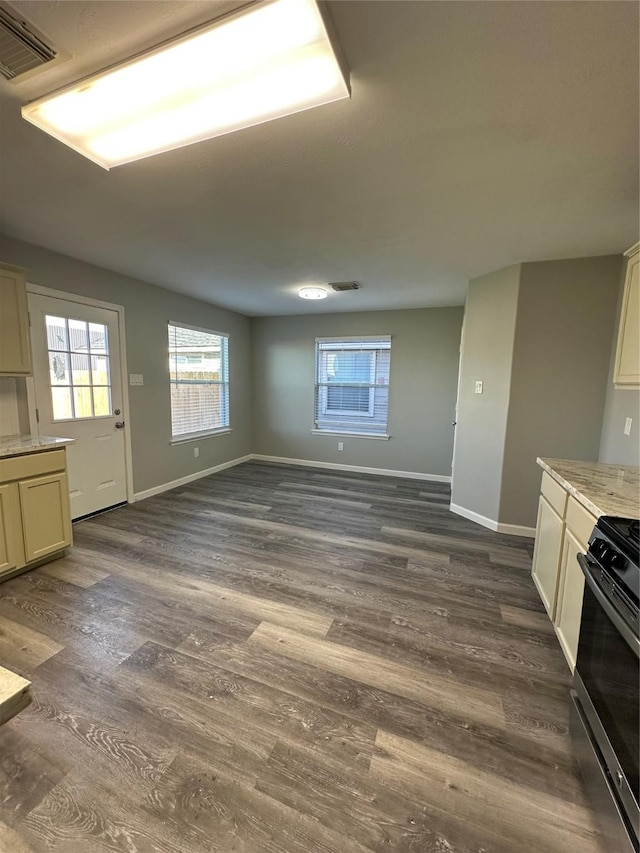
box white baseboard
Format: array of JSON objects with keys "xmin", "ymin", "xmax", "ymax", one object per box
[
  {"xmin": 250, "ymin": 454, "xmax": 451, "ymax": 483},
  {"xmin": 496, "ymin": 521, "xmax": 536, "ymax": 538},
  {"xmin": 133, "ymin": 454, "xmax": 253, "ymax": 502},
  {"xmin": 449, "ymin": 502, "xmax": 535, "ymax": 538}
]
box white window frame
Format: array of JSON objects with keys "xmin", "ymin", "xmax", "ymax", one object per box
[
  {"xmin": 319, "ymin": 349, "xmax": 377, "ymax": 418},
  {"xmin": 314, "ymin": 336, "xmax": 391, "ymax": 439},
  {"xmin": 168, "ymin": 321, "xmax": 231, "ymax": 444}
]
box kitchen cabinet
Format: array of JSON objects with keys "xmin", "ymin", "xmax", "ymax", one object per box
[
  {"xmin": 554, "ymin": 495, "xmax": 595, "ymax": 669},
  {"xmin": 531, "ymin": 471, "xmax": 568, "ymax": 619},
  {"xmin": 531, "ymin": 494, "xmax": 564, "ymax": 618},
  {"xmin": 532, "ymin": 473, "xmax": 595, "ymax": 671},
  {"xmin": 614, "ymin": 243, "xmax": 639, "ymax": 388},
  {"xmin": 0, "ymin": 263, "xmax": 32, "ymax": 376},
  {"xmin": 0, "ymin": 482, "xmax": 24, "ymax": 573},
  {"xmin": 554, "ymin": 527, "xmax": 586, "ymax": 671},
  {"xmin": 0, "ymin": 448, "xmax": 72, "ymax": 581}
]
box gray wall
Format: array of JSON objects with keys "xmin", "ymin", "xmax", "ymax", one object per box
[
  {"xmin": 251, "ymin": 307, "xmax": 463, "ymax": 477},
  {"xmin": 450, "ymin": 265, "xmax": 521, "ymax": 521},
  {"xmin": 599, "ymin": 260, "xmax": 640, "ymax": 467},
  {"xmin": 500, "ymin": 256, "xmax": 623, "ymax": 527},
  {"xmin": 0, "ymin": 234, "xmax": 252, "ymax": 494}
]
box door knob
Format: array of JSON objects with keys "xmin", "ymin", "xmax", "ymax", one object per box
[
  {"xmin": 114, "ymin": 408, "xmax": 121, "ymax": 415},
  {"xmin": 115, "ymin": 421, "xmax": 125, "ymax": 429}
]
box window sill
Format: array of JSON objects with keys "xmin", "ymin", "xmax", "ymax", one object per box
[
  {"xmin": 311, "ymin": 429, "xmax": 390, "ymax": 441},
  {"xmin": 170, "ymin": 428, "xmax": 232, "ymax": 445}
]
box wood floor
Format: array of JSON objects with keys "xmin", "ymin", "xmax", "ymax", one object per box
[{"xmin": 0, "ymin": 461, "xmax": 605, "ymax": 853}]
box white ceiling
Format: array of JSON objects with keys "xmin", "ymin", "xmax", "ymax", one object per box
[{"xmin": 0, "ymin": 1, "xmax": 638, "ymax": 316}]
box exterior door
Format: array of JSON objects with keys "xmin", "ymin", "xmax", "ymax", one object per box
[{"xmin": 29, "ymin": 293, "xmax": 128, "ymax": 519}]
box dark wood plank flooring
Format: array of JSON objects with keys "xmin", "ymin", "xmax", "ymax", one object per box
[{"xmin": 0, "ymin": 462, "xmax": 605, "ymax": 852}]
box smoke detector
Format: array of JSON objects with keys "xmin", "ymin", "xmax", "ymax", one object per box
[
  {"xmin": 0, "ymin": 3, "xmax": 56, "ymax": 80},
  {"xmin": 329, "ymin": 281, "xmax": 360, "ymax": 292}
]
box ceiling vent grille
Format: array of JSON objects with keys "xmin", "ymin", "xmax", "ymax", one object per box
[
  {"xmin": 0, "ymin": 4, "xmax": 56, "ymax": 80},
  {"xmin": 330, "ymin": 281, "xmax": 360, "ymax": 292}
]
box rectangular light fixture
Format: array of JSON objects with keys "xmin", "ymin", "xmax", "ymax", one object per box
[{"xmin": 21, "ymin": 0, "xmax": 349, "ymax": 169}]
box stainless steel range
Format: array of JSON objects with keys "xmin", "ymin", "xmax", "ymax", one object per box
[{"xmin": 571, "ymin": 516, "xmax": 640, "ymax": 852}]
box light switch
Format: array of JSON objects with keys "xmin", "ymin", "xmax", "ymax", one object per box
[
  {"xmin": 624, "ymin": 417, "xmax": 633, "ymax": 436},
  {"xmin": 474, "ymin": 380, "xmax": 483, "ymax": 394},
  {"xmin": 129, "ymin": 374, "xmax": 144, "ymax": 386}
]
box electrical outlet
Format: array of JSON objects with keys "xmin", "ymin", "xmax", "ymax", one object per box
[
  {"xmin": 624, "ymin": 417, "xmax": 633, "ymax": 436},
  {"xmin": 194, "ymin": 447, "xmax": 200, "ymax": 458},
  {"xmin": 474, "ymin": 380, "xmax": 483, "ymax": 394},
  {"xmin": 338, "ymin": 441, "xmax": 344, "ymax": 451}
]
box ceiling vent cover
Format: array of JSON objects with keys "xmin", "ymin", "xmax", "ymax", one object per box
[
  {"xmin": 0, "ymin": 4, "xmax": 56, "ymax": 80},
  {"xmin": 330, "ymin": 281, "xmax": 360, "ymax": 292}
]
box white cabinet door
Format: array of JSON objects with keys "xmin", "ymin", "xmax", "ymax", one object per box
[
  {"xmin": 531, "ymin": 495, "xmax": 564, "ymax": 619},
  {"xmin": 614, "ymin": 248, "xmax": 639, "ymax": 387},
  {"xmin": 0, "ymin": 482, "xmax": 25, "ymax": 575},
  {"xmin": 555, "ymin": 528, "xmax": 586, "ymax": 672},
  {"xmin": 0, "ymin": 264, "xmax": 31, "ymax": 375},
  {"xmin": 19, "ymin": 472, "xmax": 72, "ymax": 562}
]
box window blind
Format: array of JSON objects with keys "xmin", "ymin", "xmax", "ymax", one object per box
[
  {"xmin": 168, "ymin": 323, "xmax": 229, "ymax": 439},
  {"xmin": 314, "ymin": 336, "xmax": 391, "ymax": 435}
]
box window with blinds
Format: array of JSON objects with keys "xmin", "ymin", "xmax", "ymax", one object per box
[
  {"xmin": 168, "ymin": 323, "xmax": 229, "ymax": 440},
  {"xmin": 314, "ymin": 336, "xmax": 391, "ymax": 436}
]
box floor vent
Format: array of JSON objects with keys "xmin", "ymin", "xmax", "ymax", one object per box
[
  {"xmin": 0, "ymin": 3, "xmax": 56, "ymax": 80},
  {"xmin": 330, "ymin": 281, "xmax": 360, "ymax": 292}
]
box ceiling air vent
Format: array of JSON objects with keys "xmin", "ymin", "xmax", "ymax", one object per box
[
  {"xmin": 0, "ymin": 4, "xmax": 56, "ymax": 80},
  {"xmin": 330, "ymin": 281, "xmax": 360, "ymax": 292}
]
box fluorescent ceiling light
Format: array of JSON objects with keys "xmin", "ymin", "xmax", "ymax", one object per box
[
  {"xmin": 21, "ymin": 0, "xmax": 349, "ymax": 169},
  {"xmin": 298, "ymin": 286, "xmax": 328, "ymax": 299}
]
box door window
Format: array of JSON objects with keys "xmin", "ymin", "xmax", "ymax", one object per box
[{"xmin": 46, "ymin": 315, "xmax": 112, "ymax": 420}]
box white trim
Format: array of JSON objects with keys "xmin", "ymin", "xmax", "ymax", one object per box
[
  {"xmin": 310, "ymin": 429, "xmax": 390, "ymax": 440},
  {"xmin": 450, "ymin": 502, "xmax": 535, "ymax": 538},
  {"xmin": 25, "ymin": 283, "xmax": 135, "ymax": 507},
  {"xmin": 169, "ymin": 320, "xmax": 230, "ymax": 339},
  {"xmin": 497, "ymin": 521, "xmax": 536, "ymax": 538},
  {"xmin": 250, "ymin": 454, "xmax": 451, "ymax": 483},
  {"xmin": 134, "ymin": 454, "xmax": 252, "ymax": 501},
  {"xmin": 315, "ymin": 335, "xmax": 392, "ymax": 345},
  {"xmin": 170, "ymin": 428, "xmax": 233, "ymax": 445},
  {"xmin": 449, "ymin": 502, "xmax": 498, "ymax": 531}
]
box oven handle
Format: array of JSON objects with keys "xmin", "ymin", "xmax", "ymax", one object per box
[{"xmin": 577, "ymin": 553, "xmax": 640, "ymax": 659}]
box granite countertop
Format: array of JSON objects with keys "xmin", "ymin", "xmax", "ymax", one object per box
[
  {"xmin": 0, "ymin": 665, "xmax": 31, "ymax": 726},
  {"xmin": 0, "ymin": 434, "xmax": 75, "ymax": 458},
  {"xmin": 538, "ymin": 457, "xmax": 639, "ymax": 519}
]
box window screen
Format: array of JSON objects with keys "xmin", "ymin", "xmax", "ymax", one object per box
[
  {"xmin": 315, "ymin": 336, "xmax": 391, "ymax": 435},
  {"xmin": 168, "ymin": 323, "xmax": 229, "ymax": 439}
]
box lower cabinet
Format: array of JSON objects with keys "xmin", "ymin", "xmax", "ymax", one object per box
[
  {"xmin": 531, "ymin": 494, "xmax": 564, "ymax": 619},
  {"xmin": 554, "ymin": 528, "xmax": 586, "ymax": 671},
  {"xmin": 0, "ymin": 450, "xmax": 72, "ymax": 581},
  {"xmin": 531, "ymin": 472, "xmax": 595, "ymax": 672},
  {"xmin": 0, "ymin": 482, "xmax": 24, "ymax": 573}
]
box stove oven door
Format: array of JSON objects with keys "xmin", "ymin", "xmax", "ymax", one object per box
[{"xmin": 572, "ymin": 553, "xmax": 639, "ymax": 850}]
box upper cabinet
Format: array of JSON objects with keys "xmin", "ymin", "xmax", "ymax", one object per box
[
  {"xmin": 614, "ymin": 243, "xmax": 639, "ymax": 388},
  {"xmin": 0, "ymin": 263, "xmax": 32, "ymax": 376}
]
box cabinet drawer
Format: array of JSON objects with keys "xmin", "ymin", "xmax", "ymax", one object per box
[
  {"xmin": 565, "ymin": 495, "xmax": 597, "ymax": 551},
  {"xmin": 541, "ymin": 471, "xmax": 568, "ymax": 517},
  {"xmin": 0, "ymin": 450, "xmax": 66, "ymax": 483}
]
